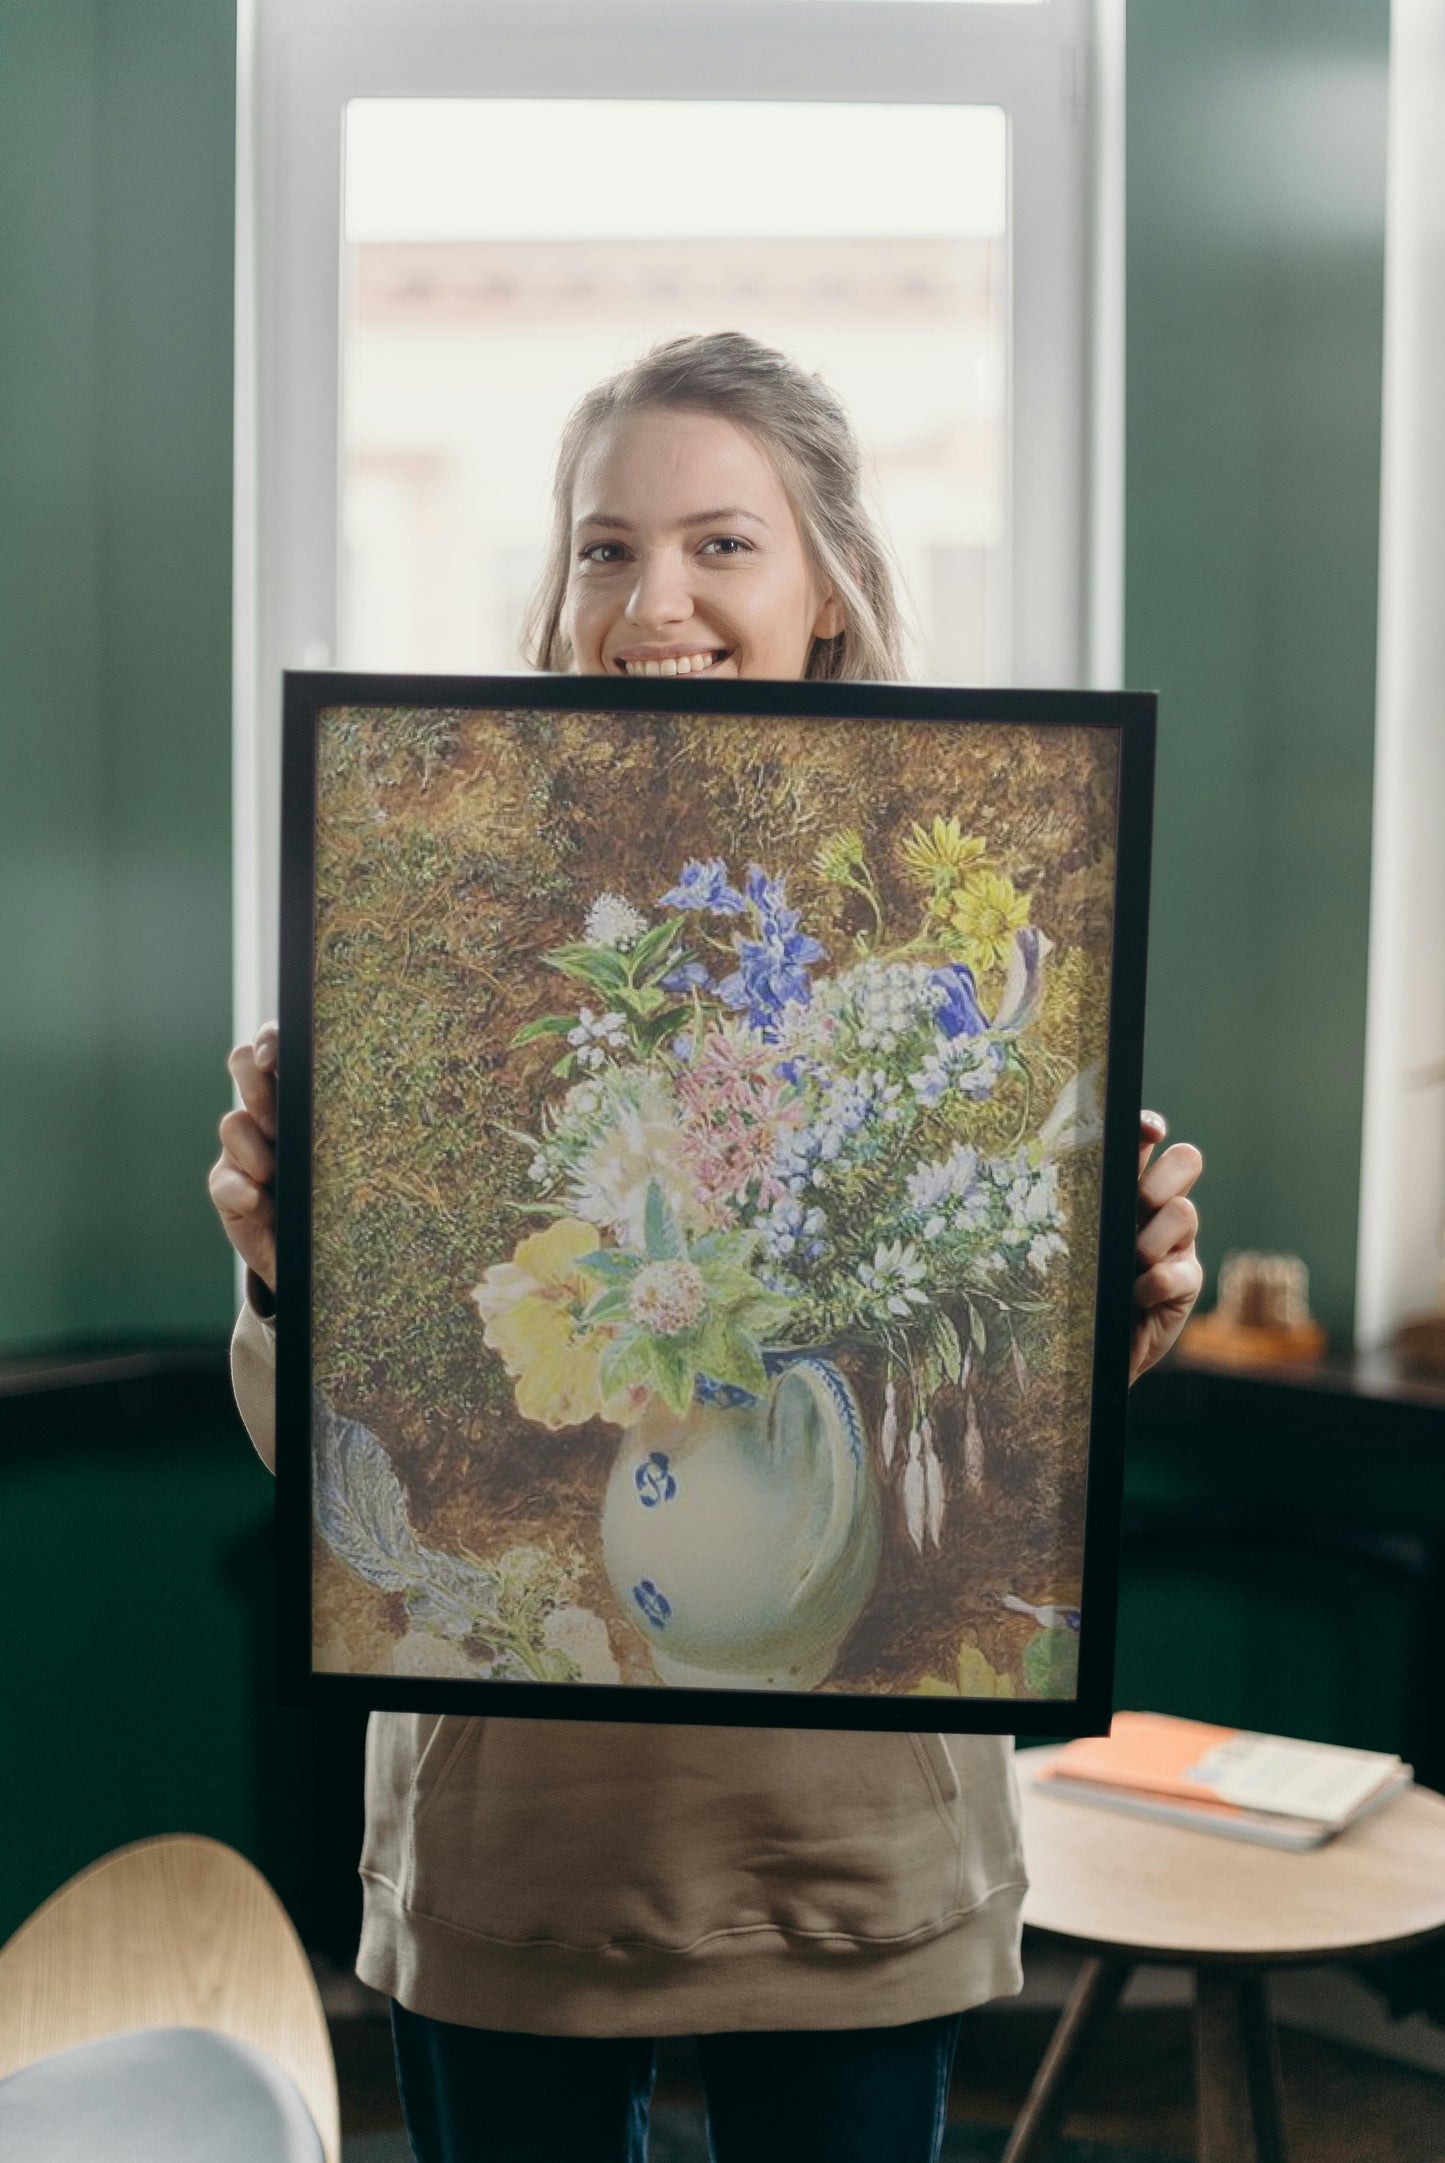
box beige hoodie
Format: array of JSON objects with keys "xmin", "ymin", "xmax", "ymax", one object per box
[{"xmin": 233, "ymin": 1297, "xmax": 1029, "ymax": 2035}]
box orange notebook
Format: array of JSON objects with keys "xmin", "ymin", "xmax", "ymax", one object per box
[{"xmin": 1039, "ymin": 1710, "xmax": 1402, "ymax": 1826}]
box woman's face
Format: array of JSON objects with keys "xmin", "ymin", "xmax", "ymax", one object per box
[{"xmin": 562, "ymin": 407, "xmax": 842, "ymax": 681}]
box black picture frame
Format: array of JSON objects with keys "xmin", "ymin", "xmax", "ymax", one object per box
[{"xmin": 277, "ymin": 672, "xmax": 1155, "ymax": 1735}]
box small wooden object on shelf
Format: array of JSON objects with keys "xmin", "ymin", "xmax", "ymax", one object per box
[
  {"xmin": 1178, "ymin": 1249, "xmax": 1327, "ymax": 1370},
  {"xmin": 1395, "ymin": 1306, "xmax": 1445, "ymax": 1379}
]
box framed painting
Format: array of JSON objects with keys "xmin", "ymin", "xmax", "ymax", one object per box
[{"xmin": 276, "ymin": 674, "xmax": 1154, "ymax": 1733}]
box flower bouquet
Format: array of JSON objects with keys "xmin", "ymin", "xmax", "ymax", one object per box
[{"xmin": 472, "ymin": 819, "xmax": 1098, "ymax": 1568}]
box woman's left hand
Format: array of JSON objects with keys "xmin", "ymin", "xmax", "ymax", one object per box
[{"xmin": 1131, "ymin": 1112, "xmax": 1204, "ymax": 1384}]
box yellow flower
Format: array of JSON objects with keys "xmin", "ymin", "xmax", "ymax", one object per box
[
  {"xmin": 900, "ymin": 816, "xmax": 988, "ymax": 888},
  {"xmin": 946, "ymin": 870, "xmax": 1030, "ymax": 975},
  {"xmin": 470, "ymin": 1219, "xmax": 645, "ymax": 1431},
  {"xmin": 814, "ymin": 827, "xmax": 867, "ymax": 885}
]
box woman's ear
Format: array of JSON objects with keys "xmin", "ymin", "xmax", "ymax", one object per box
[{"xmin": 812, "ymin": 592, "xmax": 845, "ymax": 641}]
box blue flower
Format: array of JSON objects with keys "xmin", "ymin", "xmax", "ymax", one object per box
[
  {"xmin": 632, "ymin": 1579, "xmax": 672, "ymax": 1629},
  {"xmin": 661, "ymin": 958, "xmax": 712, "ymax": 994},
  {"xmin": 931, "ymin": 963, "xmax": 989, "ymax": 1040},
  {"xmin": 718, "ymin": 865, "xmax": 827, "ymax": 1039},
  {"xmin": 634, "ymin": 1452, "xmax": 678, "ymax": 1507},
  {"xmin": 659, "ymin": 859, "xmax": 747, "ymax": 915}
]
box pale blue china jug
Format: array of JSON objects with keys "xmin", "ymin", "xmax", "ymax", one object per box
[{"xmin": 601, "ymin": 1354, "xmax": 882, "ymax": 1690}]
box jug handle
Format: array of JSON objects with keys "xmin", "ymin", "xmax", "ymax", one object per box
[{"xmin": 769, "ymin": 1359, "xmax": 867, "ymax": 1612}]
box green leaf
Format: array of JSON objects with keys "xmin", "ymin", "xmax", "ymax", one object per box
[
  {"xmin": 728, "ymin": 1294, "xmax": 796, "ymax": 1340},
  {"xmin": 954, "ymin": 1642, "xmax": 1016, "ymax": 1698},
  {"xmin": 626, "ymin": 918, "xmax": 683, "ymax": 978},
  {"xmin": 1023, "ymin": 1627, "xmax": 1079, "ymax": 1699},
  {"xmin": 643, "ymin": 1179, "xmax": 686, "ymax": 1262},
  {"xmin": 967, "ymin": 1302, "xmax": 987, "ymax": 1357},
  {"xmin": 576, "ymin": 1250, "xmax": 643, "ymax": 1281},
  {"xmin": 648, "ymin": 1335, "xmax": 697, "ymax": 1416},
  {"xmin": 929, "ymin": 1309, "xmax": 964, "ymax": 1387},
  {"xmin": 580, "ymin": 1285, "xmax": 631, "ymax": 1325},
  {"xmin": 692, "ymin": 1227, "xmax": 761, "ymax": 1269},
  {"xmin": 694, "ymin": 1319, "xmax": 768, "ymax": 1397},
  {"xmin": 635, "ymin": 1007, "xmax": 694, "ymax": 1057},
  {"xmin": 599, "ymin": 1331, "xmax": 656, "ymax": 1397},
  {"xmin": 542, "ymin": 943, "xmax": 630, "ymax": 991},
  {"xmin": 699, "ymin": 1264, "xmax": 770, "ymax": 1308},
  {"xmin": 550, "ymin": 1054, "xmax": 577, "ymax": 1079},
  {"xmin": 510, "ymin": 1015, "xmax": 576, "ymax": 1047}
]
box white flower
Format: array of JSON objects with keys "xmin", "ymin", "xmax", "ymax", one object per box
[
  {"xmin": 881, "ymin": 1375, "xmax": 899, "ymax": 1468},
  {"xmin": 857, "ymin": 1240, "xmax": 930, "ymax": 1318},
  {"xmin": 584, "ymin": 893, "xmax": 648, "ymax": 950},
  {"xmin": 568, "ymin": 1085, "xmax": 705, "ymax": 1246},
  {"xmin": 629, "ymin": 1260, "xmax": 707, "ymax": 1336},
  {"xmin": 567, "ymin": 1007, "xmax": 629, "ymax": 1072}
]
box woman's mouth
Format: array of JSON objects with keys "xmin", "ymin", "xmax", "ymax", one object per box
[{"xmin": 615, "ymin": 649, "xmax": 731, "ymax": 678}]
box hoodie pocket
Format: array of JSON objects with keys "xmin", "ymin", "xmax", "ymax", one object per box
[
  {"xmin": 401, "ymin": 1720, "xmax": 978, "ymax": 1952},
  {"xmin": 908, "ymin": 1732, "xmax": 962, "ymax": 1837}
]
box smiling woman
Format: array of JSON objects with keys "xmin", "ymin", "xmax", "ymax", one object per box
[{"xmin": 524, "ymin": 332, "xmax": 908, "ymax": 683}]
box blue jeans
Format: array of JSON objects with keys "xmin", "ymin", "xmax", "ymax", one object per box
[{"xmin": 390, "ymin": 1999, "xmax": 965, "ymax": 2163}]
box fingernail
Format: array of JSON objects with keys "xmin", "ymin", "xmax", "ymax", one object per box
[{"xmin": 1142, "ymin": 1109, "xmax": 1167, "ymax": 1136}]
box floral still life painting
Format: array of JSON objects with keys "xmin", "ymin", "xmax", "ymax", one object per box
[{"xmin": 280, "ymin": 679, "xmax": 1152, "ymax": 1730}]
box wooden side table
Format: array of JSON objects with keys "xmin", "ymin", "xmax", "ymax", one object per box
[{"xmin": 1005, "ymin": 1743, "xmax": 1445, "ymax": 2163}]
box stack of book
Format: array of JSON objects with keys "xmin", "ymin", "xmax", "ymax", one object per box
[{"xmin": 1028, "ymin": 1711, "xmax": 1413, "ymax": 1849}]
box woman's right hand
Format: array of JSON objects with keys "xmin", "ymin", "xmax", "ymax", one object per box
[{"xmin": 209, "ymin": 1021, "xmax": 279, "ymax": 1295}]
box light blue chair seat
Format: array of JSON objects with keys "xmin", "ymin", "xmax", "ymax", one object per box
[{"xmin": 0, "ymin": 2025, "xmax": 325, "ymax": 2162}]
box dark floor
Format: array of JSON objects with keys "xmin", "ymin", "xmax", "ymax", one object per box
[{"xmin": 332, "ymin": 1998, "xmax": 1445, "ymax": 2162}]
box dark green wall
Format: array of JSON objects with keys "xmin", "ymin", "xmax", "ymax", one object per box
[
  {"xmin": 0, "ymin": 0, "xmax": 236, "ymax": 1353},
  {"xmin": 1128, "ymin": 0, "xmax": 1390, "ymax": 1339},
  {"xmin": 1, "ymin": 1, "xmax": 1389, "ymax": 1355}
]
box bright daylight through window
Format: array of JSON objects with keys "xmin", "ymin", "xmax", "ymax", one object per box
[{"xmin": 340, "ymin": 100, "xmax": 1009, "ymax": 685}]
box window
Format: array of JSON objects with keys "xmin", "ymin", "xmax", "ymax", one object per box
[
  {"xmin": 236, "ymin": 0, "xmax": 1119, "ymax": 1024},
  {"xmin": 340, "ymin": 99, "xmax": 1008, "ymax": 682}
]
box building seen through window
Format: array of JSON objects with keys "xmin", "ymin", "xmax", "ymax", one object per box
[{"xmin": 340, "ymin": 99, "xmax": 1008, "ymax": 684}]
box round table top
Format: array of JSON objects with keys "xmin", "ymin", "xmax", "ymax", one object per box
[{"xmin": 1016, "ymin": 1742, "xmax": 1445, "ymax": 1964}]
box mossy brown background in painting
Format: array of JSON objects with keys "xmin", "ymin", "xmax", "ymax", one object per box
[{"xmin": 309, "ymin": 704, "xmax": 1117, "ymax": 1696}]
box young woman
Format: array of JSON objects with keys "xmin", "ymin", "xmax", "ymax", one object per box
[{"xmin": 212, "ymin": 332, "xmax": 1204, "ymax": 2163}]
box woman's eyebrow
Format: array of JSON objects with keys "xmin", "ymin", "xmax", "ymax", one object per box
[
  {"xmin": 678, "ymin": 508, "xmax": 771, "ymax": 531},
  {"xmin": 572, "ymin": 508, "xmax": 771, "ymax": 534}
]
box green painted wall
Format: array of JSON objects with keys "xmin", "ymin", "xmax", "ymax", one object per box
[
  {"xmin": 1128, "ymin": 0, "xmax": 1390, "ymax": 1339},
  {"xmin": 0, "ymin": 0, "xmax": 236, "ymax": 1353},
  {"xmin": 1, "ymin": 2, "xmax": 1389, "ymax": 1355}
]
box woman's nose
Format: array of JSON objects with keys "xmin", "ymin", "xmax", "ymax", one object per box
[{"xmin": 625, "ymin": 547, "xmax": 693, "ymax": 631}]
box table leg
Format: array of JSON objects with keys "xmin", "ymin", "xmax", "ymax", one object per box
[
  {"xmin": 1195, "ymin": 1967, "xmax": 1290, "ymax": 2163},
  {"xmin": 1239, "ymin": 1971, "xmax": 1290, "ymax": 2163},
  {"xmin": 1000, "ymin": 1954, "xmax": 1132, "ymax": 2163}
]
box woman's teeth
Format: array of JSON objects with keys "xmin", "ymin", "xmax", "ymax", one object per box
[{"xmin": 621, "ymin": 651, "xmax": 725, "ymax": 677}]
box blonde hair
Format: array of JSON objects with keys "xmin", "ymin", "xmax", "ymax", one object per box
[{"xmin": 522, "ymin": 331, "xmax": 914, "ymax": 682}]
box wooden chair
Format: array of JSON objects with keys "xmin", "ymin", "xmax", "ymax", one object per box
[
  {"xmin": 0, "ymin": 1834, "xmax": 340, "ymax": 2163},
  {"xmin": 1004, "ymin": 1744, "xmax": 1445, "ymax": 2163}
]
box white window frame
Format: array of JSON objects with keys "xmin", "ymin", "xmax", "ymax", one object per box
[{"xmin": 234, "ymin": 0, "xmax": 1122, "ymax": 1030}]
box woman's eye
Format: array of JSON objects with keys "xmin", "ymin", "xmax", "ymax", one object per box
[
  {"xmin": 579, "ymin": 541, "xmax": 627, "ymax": 565},
  {"xmin": 700, "ymin": 536, "xmax": 751, "ymax": 558}
]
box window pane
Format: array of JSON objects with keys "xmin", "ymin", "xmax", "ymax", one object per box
[{"xmin": 340, "ymin": 99, "xmax": 1007, "ymax": 682}]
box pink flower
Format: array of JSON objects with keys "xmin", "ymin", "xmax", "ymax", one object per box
[{"xmin": 676, "ymin": 1023, "xmax": 802, "ymax": 1211}]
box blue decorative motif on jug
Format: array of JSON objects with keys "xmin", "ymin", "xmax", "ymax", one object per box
[
  {"xmin": 631, "ymin": 1579, "xmax": 672, "ymax": 1630},
  {"xmin": 634, "ymin": 1452, "xmax": 678, "ymax": 1508},
  {"xmin": 603, "ymin": 1352, "xmax": 882, "ymax": 1691}
]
